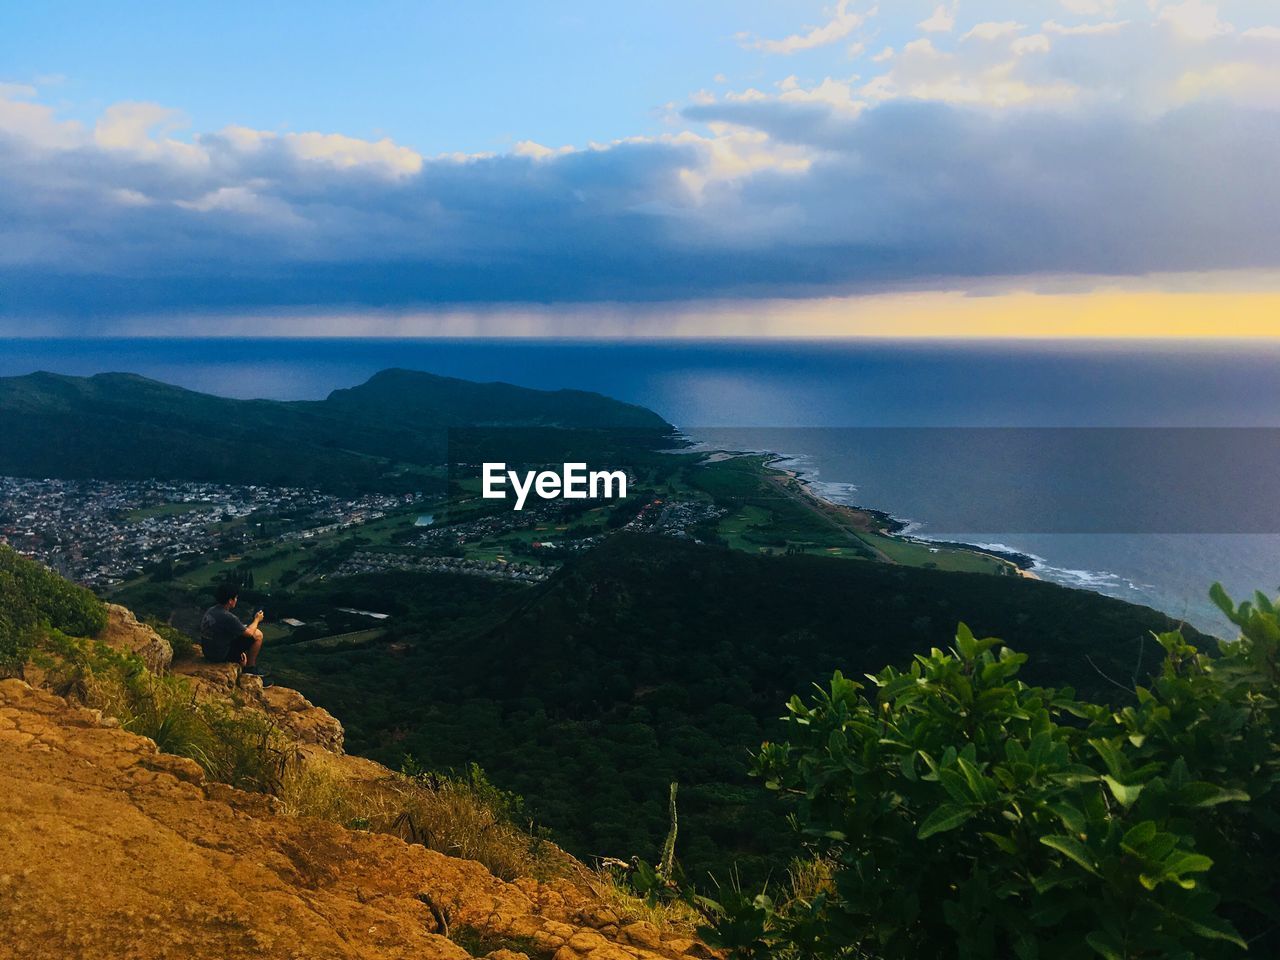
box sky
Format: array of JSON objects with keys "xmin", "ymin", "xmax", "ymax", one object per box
[{"xmin": 1, "ymin": 0, "xmax": 1279, "ymax": 337}]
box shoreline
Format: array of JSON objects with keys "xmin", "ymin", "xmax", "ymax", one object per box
[
  {"xmin": 767, "ymin": 455, "xmax": 1040, "ymax": 575},
  {"xmin": 682, "ymin": 436, "xmax": 1041, "ymax": 578}
]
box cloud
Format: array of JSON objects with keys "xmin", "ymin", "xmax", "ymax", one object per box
[
  {"xmin": 283, "ymin": 132, "xmax": 423, "ymax": 177},
  {"xmin": 962, "ymin": 22, "xmax": 1025, "ymax": 42},
  {"xmin": 1059, "ymin": 0, "xmax": 1118, "ymax": 14},
  {"xmin": 738, "ymin": 1, "xmax": 874, "ymax": 55},
  {"xmin": 1012, "ymin": 34, "xmax": 1052, "ymax": 56},
  {"xmin": 0, "ymin": 83, "xmax": 83, "ymax": 149},
  {"xmin": 1158, "ymin": 1, "xmax": 1232, "ymax": 40},
  {"xmin": 857, "ymin": 33, "xmax": 1079, "ymax": 107},
  {"xmin": 1043, "ymin": 19, "xmax": 1130, "ymax": 36},
  {"xmin": 1, "ymin": 4, "xmax": 1279, "ymax": 329},
  {"xmin": 918, "ymin": 5, "xmax": 956, "ymax": 33},
  {"xmin": 94, "ymin": 102, "xmax": 186, "ymax": 151}
]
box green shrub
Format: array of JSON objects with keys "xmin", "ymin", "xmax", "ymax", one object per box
[
  {"xmin": 0, "ymin": 545, "xmax": 106, "ymax": 675},
  {"xmin": 32, "ymin": 626, "xmax": 143, "ymax": 706},
  {"xmin": 122, "ymin": 674, "xmax": 205, "ymax": 752},
  {"xmin": 449, "ymin": 924, "xmax": 555, "ymax": 960},
  {"xmin": 705, "ymin": 585, "xmax": 1280, "ymax": 960},
  {"xmin": 199, "ymin": 700, "xmax": 289, "ymax": 792},
  {"xmin": 0, "ymin": 590, "xmax": 28, "ymax": 676},
  {"xmin": 33, "ymin": 624, "xmax": 288, "ymax": 794},
  {"xmin": 144, "ymin": 616, "xmax": 197, "ymax": 661}
]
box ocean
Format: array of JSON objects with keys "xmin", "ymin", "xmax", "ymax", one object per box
[{"xmin": 3, "ymin": 337, "xmax": 1278, "ymax": 634}]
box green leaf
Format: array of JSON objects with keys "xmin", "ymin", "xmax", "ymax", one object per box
[
  {"xmin": 1139, "ymin": 850, "xmax": 1213, "ymax": 891},
  {"xmin": 1121, "ymin": 820, "xmax": 1157, "ymax": 849},
  {"xmin": 1175, "ymin": 911, "xmax": 1248, "ymax": 949},
  {"xmin": 1102, "ymin": 775, "xmax": 1144, "ymax": 808},
  {"xmin": 1162, "ymin": 851, "xmax": 1213, "ymax": 878},
  {"xmin": 938, "ymin": 767, "xmax": 973, "ymax": 803},
  {"xmin": 957, "ymin": 756, "xmax": 989, "ymax": 800},
  {"xmin": 1209, "ymin": 582, "xmax": 1235, "ymax": 620},
  {"xmin": 1048, "ymin": 802, "xmax": 1087, "ymax": 835},
  {"xmin": 1085, "ymin": 931, "xmax": 1125, "ymax": 960},
  {"xmin": 918, "ymin": 802, "xmax": 976, "ymax": 839},
  {"xmin": 900, "ymin": 750, "xmax": 918, "ymax": 782},
  {"xmin": 982, "ymin": 831, "xmax": 1018, "ymax": 855},
  {"xmin": 1040, "ymin": 835, "xmax": 1099, "ymax": 876},
  {"xmin": 1088, "ymin": 738, "xmax": 1127, "ymax": 779},
  {"xmin": 1179, "ymin": 781, "xmax": 1250, "ymax": 808}
]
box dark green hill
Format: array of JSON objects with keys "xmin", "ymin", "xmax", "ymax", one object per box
[
  {"xmin": 269, "ymin": 533, "xmax": 1199, "ymax": 882},
  {"xmin": 321, "ymin": 368, "xmax": 667, "ymax": 430},
  {"xmin": 0, "ymin": 369, "xmax": 672, "ymax": 491}
]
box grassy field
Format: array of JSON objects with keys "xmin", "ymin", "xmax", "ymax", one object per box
[
  {"xmin": 718, "ymin": 504, "xmax": 779, "ymax": 552},
  {"xmin": 138, "ymin": 506, "xmax": 426, "ymax": 595},
  {"xmin": 276, "ymin": 626, "xmax": 387, "ymax": 651},
  {"xmin": 695, "ymin": 456, "xmax": 1020, "ymax": 575},
  {"xmin": 858, "ymin": 531, "xmax": 1011, "ymax": 574}
]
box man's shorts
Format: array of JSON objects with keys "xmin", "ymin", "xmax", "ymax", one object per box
[
  {"xmin": 202, "ymin": 634, "xmax": 253, "ymax": 663},
  {"xmin": 223, "ymin": 634, "xmax": 254, "ymax": 663}
]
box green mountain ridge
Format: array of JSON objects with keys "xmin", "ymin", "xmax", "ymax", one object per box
[{"xmin": 0, "ymin": 368, "xmax": 672, "ymax": 491}]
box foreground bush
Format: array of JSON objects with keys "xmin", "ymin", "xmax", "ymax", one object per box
[{"xmin": 706, "ymin": 586, "xmax": 1279, "ymax": 959}]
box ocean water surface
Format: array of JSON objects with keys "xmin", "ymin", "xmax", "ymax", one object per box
[{"xmin": 3, "ymin": 338, "xmax": 1277, "ymax": 634}]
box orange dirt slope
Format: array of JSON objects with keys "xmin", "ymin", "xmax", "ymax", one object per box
[{"xmin": 0, "ymin": 679, "xmax": 711, "ymax": 960}]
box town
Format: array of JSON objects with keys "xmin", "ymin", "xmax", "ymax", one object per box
[
  {"xmin": 0, "ymin": 474, "xmax": 730, "ymax": 592},
  {"xmin": 0, "ymin": 476, "xmax": 417, "ymax": 587}
]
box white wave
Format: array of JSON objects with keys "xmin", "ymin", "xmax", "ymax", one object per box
[
  {"xmin": 806, "ymin": 478, "xmax": 862, "ymax": 504},
  {"xmin": 1034, "ymin": 563, "xmax": 1147, "ymax": 593}
]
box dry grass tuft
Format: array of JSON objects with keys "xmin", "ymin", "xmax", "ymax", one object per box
[
  {"xmin": 279, "ymin": 753, "xmax": 564, "ymax": 881},
  {"xmin": 579, "ymin": 864, "xmax": 702, "ymax": 935},
  {"xmin": 785, "ymin": 854, "xmax": 836, "ymax": 905}
]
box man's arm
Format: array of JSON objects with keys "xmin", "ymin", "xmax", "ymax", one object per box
[{"xmin": 244, "ymin": 609, "xmax": 264, "ymax": 639}]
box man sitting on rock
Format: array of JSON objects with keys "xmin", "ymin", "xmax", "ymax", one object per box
[{"xmin": 200, "ymin": 583, "xmax": 265, "ymax": 677}]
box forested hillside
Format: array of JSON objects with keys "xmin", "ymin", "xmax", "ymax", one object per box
[{"xmin": 269, "ymin": 533, "xmax": 1198, "ymax": 881}]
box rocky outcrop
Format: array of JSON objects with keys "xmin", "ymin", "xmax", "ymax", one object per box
[
  {"xmin": 99, "ymin": 603, "xmax": 172, "ymax": 672},
  {"xmin": 172, "ymin": 658, "xmax": 347, "ymax": 753},
  {"xmin": 0, "ymin": 679, "xmax": 712, "ymax": 960},
  {"xmin": 91, "ymin": 617, "xmax": 346, "ymax": 755}
]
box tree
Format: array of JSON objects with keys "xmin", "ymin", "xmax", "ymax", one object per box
[{"xmin": 705, "ymin": 585, "xmax": 1279, "ymax": 960}]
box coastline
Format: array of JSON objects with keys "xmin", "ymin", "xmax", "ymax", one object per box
[
  {"xmin": 681, "ymin": 433, "xmax": 1038, "ymax": 578},
  {"xmin": 763, "ymin": 454, "xmax": 1040, "ymax": 576}
]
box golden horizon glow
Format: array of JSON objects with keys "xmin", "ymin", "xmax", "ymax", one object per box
[
  {"xmin": 734, "ymin": 288, "xmax": 1280, "ymax": 340},
  {"xmin": 88, "ymin": 277, "xmax": 1280, "ymax": 340}
]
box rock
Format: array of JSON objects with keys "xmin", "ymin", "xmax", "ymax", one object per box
[
  {"xmin": 618, "ymin": 922, "xmax": 664, "ymax": 951},
  {"xmin": 258, "ymin": 684, "xmax": 345, "ymax": 752},
  {"xmin": 0, "ymin": 679, "xmax": 716, "ymax": 960},
  {"xmin": 662, "ymin": 941, "xmax": 719, "ymax": 960},
  {"xmin": 98, "ymin": 603, "xmax": 172, "ymax": 672},
  {"xmin": 171, "ymin": 659, "xmax": 344, "ymax": 753},
  {"xmin": 172, "ymin": 658, "xmax": 240, "ymax": 694},
  {"xmin": 576, "ymin": 905, "xmax": 621, "ymax": 928}
]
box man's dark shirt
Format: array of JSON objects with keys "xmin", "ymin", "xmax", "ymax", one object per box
[{"xmin": 200, "ymin": 605, "xmax": 246, "ymax": 662}]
